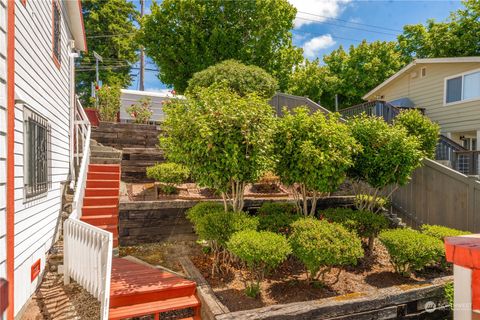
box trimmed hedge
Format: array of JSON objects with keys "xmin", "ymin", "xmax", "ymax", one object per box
[
  {"xmin": 421, "ymin": 224, "xmax": 472, "ymax": 240},
  {"xmin": 146, "ymin": 162, "xmax": 190, "ymax": 194},
  {"xmin": 257, "ymin": 202, "xmax": 301, "ymax": 234},
  {"xmin": 289, "ymin": 218, "xmax": 364, "ymax": 281},
  {"xmin": 379, "ymin": 228, "xmax": 444, "ymax": 276}
]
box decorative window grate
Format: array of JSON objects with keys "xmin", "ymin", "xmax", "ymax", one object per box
[
  {"xmin": 24, "ymin": 109, "xmax": 51, "ymax": 199},
  {"xmin": 53, "ymin": 1, "xmax": 61, "ymax": 64}
]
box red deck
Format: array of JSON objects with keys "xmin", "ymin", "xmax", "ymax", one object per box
[{"xmin": 109, "ymin": 258, "xmax": 200, "ymax": 320}]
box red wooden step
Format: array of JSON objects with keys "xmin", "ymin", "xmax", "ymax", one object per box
[
  {"xmin": 110, "ymin": 258, "xmax": 197, "ymax": 308},
  {"xmin": 113, "ymin": 238, "xmax": 119, "ymax": 248},
  {"xmin": 82, "ymin": 205, "xmax": 118, "ymax": 216},
  {"xmin": 84, "ymin": 224, "xmax": 118, "ymax": 236},
  {"xmin": 80, "ymin": 214, "xmax": 118, "ymax": 225},
  {"xmin": 86, "ymin": 180, "xmax": 119, "ymax": 189},
  {"xmin": 83, "ymin": 196, "xmax": 119, "ymax": 207},
  {"xmin": 87, "ymin": 172, "xmax": 120, "ymax": 181},
  {"xmin": 89, "ymin": 164, "xmax": 120, "ymax": 173},
  {"xmin": 85, "ymin": 188, "xmax": 118, "ymax": 197},
  {"xmin": 108, "ymin": 295, "xmax": 200, "ymax": 320}
]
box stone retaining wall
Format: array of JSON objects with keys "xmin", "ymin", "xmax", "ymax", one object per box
[{"xmin": 118, "ymin": 197, "xmax": 355, "ymax": 246}]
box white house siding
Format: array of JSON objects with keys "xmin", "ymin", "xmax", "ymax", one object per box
[
  {"xmin": 365, "ymin": 62, "xmax": 480, "ymax": 134},
  {"xmin": 0, "ymin": 4, "xmax": 8, "ymax": 319},
  {"xmin": 12, "ymin": 0, "xmax": 73, "ymax": 316}
]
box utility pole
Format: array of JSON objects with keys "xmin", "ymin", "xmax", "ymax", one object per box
[
  {"xmin": 139, "ymin": 0, "xmax": 145, "ymax": 91},
  {"xmin": 93, "ymin": 51, "xmax": 103, "ymax": 107},
  {"xmin": 335, "ymin": 94, "xmax": 339, "ymax": 112}
]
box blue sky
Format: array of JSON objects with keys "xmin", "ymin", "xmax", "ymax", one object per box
[{"xmin": 128, "ymin": 0, "xmax": 463, "ymax": 92}]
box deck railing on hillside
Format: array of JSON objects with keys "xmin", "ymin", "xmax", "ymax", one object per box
[
  {"xmin": 339, "ymin": 100, "xmax": 401, "ymax": 123},
  {"xmin": 64, "ymin": 97, "xmax": 113, "ymax": 320},
  {"xmin": 269, "ymin": 93, "xmax": 331, "ymax": 116},
  {"xmin": 435, "ymin": 135, "xmax": 467, "ymax": 169},
  {"xmin": 454, "ymin": 150, "xmax": 480, "ymax": 176}
]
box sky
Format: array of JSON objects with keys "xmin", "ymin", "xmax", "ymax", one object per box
[{"xmin": 127, "ymin": 0, "xmax": 463, "ymax": 92}]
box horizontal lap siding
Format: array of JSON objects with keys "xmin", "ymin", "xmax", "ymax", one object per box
[
  {"xmin": 13, "ymin": 0, "xmax": 73, "ymax": 316},
  {"xmin": 371, "ymin": 63, "xmax": 480, "ymax": 133}
]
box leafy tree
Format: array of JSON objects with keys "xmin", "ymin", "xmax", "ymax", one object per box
[
  {"xmin": 394, "ymin": 109, "xmax": 440, "ymax": 159},
  {"xmin": 273, "ymin": 107, "xmax": 360, "ymax": 216},
  {"xmin": 94, "ymin": 85, "xmax": 121, "ymax": 122},
  {"xmin": 77, "ymin": 0, "xmax": 138, "ymax": 106},
  {"xmin": 323, "ymin": 41, "xmax": 406, "ymax": 109},
  {"xmin": 186, "ymin": 60, "xmax": 277, "ymax": 98},
  {"xmin": 348, "ymin": 115, "xmax": 423, "ymax": 213},
  {"xmin": 397, "ymin": 0, "xmax": 480, "ymax": 60},
  {"xmin": 140, "ymin": 0, "xmax": 303, "ymax": 93},
  {"xmin": 161, "ymin": 86, "xmax": 275, "ymax": 212},
  {"xmin": 286, "ymin": 59, "xmax": 339, "ymax": 108}
]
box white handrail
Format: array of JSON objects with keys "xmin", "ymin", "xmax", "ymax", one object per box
[{"xmin": 64, "ymin": 98, "xmax": 112, "ymax": 319}]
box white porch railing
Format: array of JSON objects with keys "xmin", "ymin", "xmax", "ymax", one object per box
[{"xmin": 64, "ymin": 98, "xmax": 113, "ymax": 320}]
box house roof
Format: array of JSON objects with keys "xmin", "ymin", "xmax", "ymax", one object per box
[
  {"xmin": 65, "ymin": 0, "xmax": 87, "ymax": 52},
  {"xmin": 362, "ymin": 57, "xmax": 480, "ymax": 100}
]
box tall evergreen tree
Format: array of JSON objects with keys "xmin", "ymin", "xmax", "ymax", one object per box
[{"xmin": 76, "ymin": 0, "xmax": 138, "ymax": 106}]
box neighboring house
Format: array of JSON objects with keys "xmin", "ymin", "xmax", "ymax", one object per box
[
  {"xmin": 120, "ymin": 89, "xmax": 181, "ymax": 123},
  {"xmin": 1, "ymin": 1, "xmax": 86, "ymax": 319},
  {"xmin": 363, "ymin": 57, "xmax": 480, "ymax": 150}
]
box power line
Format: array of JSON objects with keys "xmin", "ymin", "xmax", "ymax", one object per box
[
  {"xmin": 295, "ymin": 16, "xmax": 398, "ymax": 36},
  {"xmin": 292, "ymin": 30, "xmax": 363, "ymax": 44},
  {"xmin": 296, "ymin": 11, "xmax": 403, "ymax": 33},
  {"xmin": 86, "ymin": 32, "xmax": 136, "ymax": 39}
]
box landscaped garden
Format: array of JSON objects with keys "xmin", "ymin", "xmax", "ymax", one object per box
[{"xmin": 119, "ymin": 61, "xmax": 464, "ymax": 317}]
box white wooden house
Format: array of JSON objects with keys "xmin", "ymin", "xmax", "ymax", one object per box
[{"xmin": 0, "ymin": 0, "xmax": 86, "ymax": 318}]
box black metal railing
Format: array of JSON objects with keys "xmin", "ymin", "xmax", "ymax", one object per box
[
  {"xmin": 339, "ymin": 100, "xmax": 401, "ymax": 123},
  {"xmin": 454, "ymin": 150, "xmax": 480, "ymax": 176}
]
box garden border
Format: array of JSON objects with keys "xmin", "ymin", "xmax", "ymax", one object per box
[{"xmin": 180, "ymin": 256, "xmax": 452, "ymax": 320}]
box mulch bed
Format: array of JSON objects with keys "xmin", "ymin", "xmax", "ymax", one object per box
[{"xmin": 190, "ymin": 241, "xmax": 450, "ymax": 312}]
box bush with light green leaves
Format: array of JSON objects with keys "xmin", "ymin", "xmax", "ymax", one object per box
[
  {"xmin": 273, "ymin": 107, "xmax": 360, "ymax": 216},
  {"xmin": 379, "ymin": 228, "xmax": 444, "ymax": 276},
  {"xmin": 227, "ymin": 230, "xmax": 291, "ymax": 297},
  {"xmin": 146, "ymin": 162, "xmax": 190, "ymax": 194},
  {"xmin": 421, "ymin": 224, "xmax": 472, "ymax": 241},
  {"xmin": 161, "ymin": 85, "xmax": 275, "ymax": 212},
  {"xmin": 348, "ymin": 115, "xmax": 423, "ymax": 213},
  {"xmin": 394, "ymin": 109, "xmax": 440, "ymax": 159},
  {"xmin": 320, "ymin": 208, "xmax": 389, "ymax": 251},
  {"xmin": 289, "ymin": 218, "xmax": 364, "ymax": 282},
  {"xmin": 257, "ymin": 202, "xmax": 301, "ymax": 235}
]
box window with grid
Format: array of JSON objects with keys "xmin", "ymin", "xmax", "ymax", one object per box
[
  {"xmin": 24, "ymin": 109, "xmax": 51, "ymax": 199},
  {"xmin": 52, "ymin": 1, "xmax": 61, "ymax": 65}
]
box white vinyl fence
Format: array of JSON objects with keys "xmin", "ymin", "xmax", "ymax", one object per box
[{"xmin": 64, "ymin": 98, "xmax": 113, "ymax": 319}]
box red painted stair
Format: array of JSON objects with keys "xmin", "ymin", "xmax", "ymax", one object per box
[
  {"xmin": 80, "ymin": 164, "xmax": 120, "ymax": 247},
  {"xmin": 109, "ymin": 258, "xmax": 201, "ymax": 320}
]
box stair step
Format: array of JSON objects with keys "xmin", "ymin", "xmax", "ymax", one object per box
[
  {"xmin": 90, "ymin": 157, "xmax": 122, "ymax": 165},
  {"xmin": 86, "ymin": 180, "xmax": 119, "ymax": 189},
  {"xmin": 88, "ymin": 164, "xmax": 120, "ymax": 173},
  {"xmin": 90, "ymin": 150, "xmax": 122, "ymax": 159},
  {"xmin": 82, "ymin": 205, "xmax": 118, "ymax": 216},
  {"xmin": 108, "ymin": 295, "xmax": 200, "ymax": 320},
  {"xmin": 87, "ymin": 172, "xmax": 120, "ymax": 181},
  {"xmin": 80, "ymin": 214, "xmax": 118, "ymax": 225},
  {"xmin": 83, "ymin": 196, "xmax": 119, "ymax": 207},
  {"xmin": 85, "ymin": 188, "xmax": 119, "ymax": 197}
]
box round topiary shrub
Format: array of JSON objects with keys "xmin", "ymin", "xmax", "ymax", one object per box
[
  {"xmin": 289, "ymin": 218, "xmax": 364, "ymax": 282},
  {"xmin": 421, "ymin": 224, "xmax": 472, "ymax": 240},
  {"xmin": 257, "ymin": 202, "xmax": 301, "ymax": 235},
  {"xmin": 146, "ymin": 162, "xmax": 190, "ymax": 194},
  {"xmin": 227, "ymin": 230, "xmax": 291, "ymax": 297},
  {"xmin": 379, "ymin": 228, "xmax": 444, "ymax": 276},
  {"xmin": 320, "ymin": 208, "xmax": 389, "ymax": 251},
  {"xmin": 186, "ymin": 202, "xmax": 226, "ymax": 226}
]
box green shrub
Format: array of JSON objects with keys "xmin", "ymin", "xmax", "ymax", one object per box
[
  {"xmin": 146, "ymin": 162, "xmax": 190, "ymax": 194},
  {"xmin": 186, "ymin": 60, "xmax": 278, "ymax": 98},
  {"xmin": 444, "ymin": 282, "xmax": 454, "ymax": 310},
  {"xmin": 257, "ymin": 202, "xmax": 301, "ymax": 234},
  {"xmin": 354, "ymin": 194, "xmax": 389, "ymax": 210},
  {"xmin": 394, "ymin": 109, "xmax": 440, "ymax": 159},
  {"xmin": 421, "ymin": 224, "xmax": 472, "ymax": 240},
  {"xmin": 289, "ymin": 218, "xmax": 364, "ymax": 281},
  {"xmin": 186, "ymin": 202, "xmax": 226, "ymax": 225},
  {"xmin": 228, "ymin": 230, "xmax": 291, "ymax": 296},
  {"xmin": 379, "ymin": 228, "xmax": 444, "ymax": 276},
  {"xmin": 94, "ymin": 85, "xmax": 121, "ymax": 122},
  {"xmin": 321, "ymin": 208, "xmax": 389, "ymax": 251},
  {"xmin": 195, "ymin": 210, "xmax": 259, "ymax": 248},
  {"xmin": 127, "ymin": 97, "xmax": 153, "ymax": 124}
]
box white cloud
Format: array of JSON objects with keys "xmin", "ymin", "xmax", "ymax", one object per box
[
  {"xmin": 303, "ymin": 35, "xmax": 336, "ymax": 58},
  {"xmin": 288, "ymin": 0, "xmax": 351, "ymax": 28}
]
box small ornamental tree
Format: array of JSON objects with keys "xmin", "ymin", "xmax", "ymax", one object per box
[
  {"xmin": 393, "ymin": 109, "xmax": 440, "ymax": 159},
  {"xmin": 127, "ymin": 97, "xmax": 153, "ymax": 124},
  {"xmin": 348, "ymin": 115, "xmax": 423, "ymax": 213},
  {"xmin": 94, "ymin": 85, "xmax": 121, "ymax": 122},
  {"xmin": 146, "ymin": 162, "xmax": 190, "ymax": 194},
  {"xmin": 161, "ymin": 86, "xmax": 274, "ymax": 212},
  {"xmin": 186, "ymin": 60, "xmax": 278, "ymax": 99},
  {"xmin": 273, "ymin": 107, "xmax": 360, "ymax": 216}
]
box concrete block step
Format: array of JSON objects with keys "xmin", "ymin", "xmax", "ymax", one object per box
[{"xmin": 90, "ymin": 157, "xmax": 122, "ymax": 165}]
